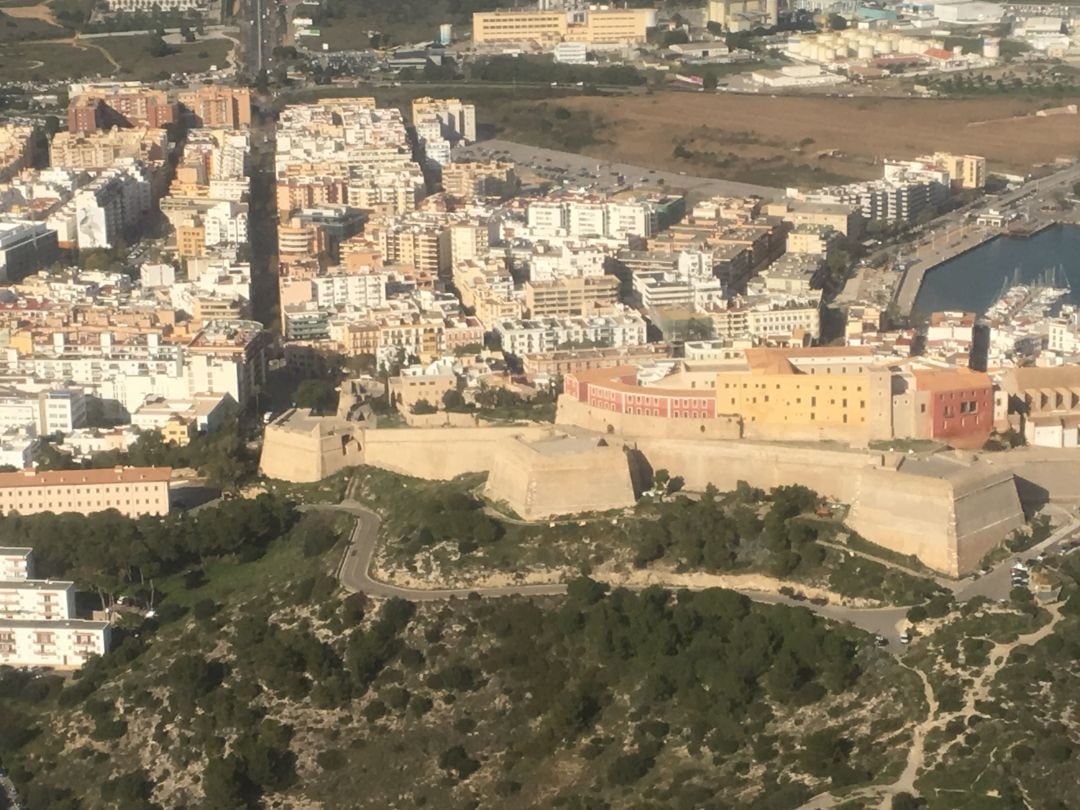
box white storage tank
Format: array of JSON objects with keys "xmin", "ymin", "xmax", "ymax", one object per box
[{"xmin": 983, "ymin": 37, "xmax": 1000, "ymax": 59}]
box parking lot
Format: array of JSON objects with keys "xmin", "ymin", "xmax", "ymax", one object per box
[{"xmin": 454, "ymin": 138, "xmax": 781, "ymax": 202}]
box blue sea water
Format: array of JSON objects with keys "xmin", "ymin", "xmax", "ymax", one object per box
[{"xmin": 912, "ymin": 225, "xmax": 1080, "ymax": 316}]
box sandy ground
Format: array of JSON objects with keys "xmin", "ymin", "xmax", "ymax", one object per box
[
  {"xmin": 1, "ymin": 3, "xmax": 60, "ymax": 25},
  {"xmin": 519, "ymin": 93, "xmax": 1080, "ymax": 183},
  {"xmin": 374, "ymin": 556, "xmax": 880, "ymax": 608}
]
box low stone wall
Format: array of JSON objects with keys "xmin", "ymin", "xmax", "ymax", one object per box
[{"xmin": 401, "ymin": 411, "xmax": 481, "ymax": 428}]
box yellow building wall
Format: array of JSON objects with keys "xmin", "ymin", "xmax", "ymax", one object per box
[{"xmin": 716, "ymin": 372, "xmax": 872, "ymax": 429}]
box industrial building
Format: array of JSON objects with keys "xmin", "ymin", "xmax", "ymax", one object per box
[{"xmin": 472, "ymin": 7, "xmax": 656, "ymax": 44}]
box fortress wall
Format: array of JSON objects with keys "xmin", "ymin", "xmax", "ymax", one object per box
[
  {"xmin": 847, "ymin": 469, "xmax": 960, "ymax": 575},
  {"xmin": 260, "ymin": 414, "xmax": 365, "ymax": 484},
  {"xmin": 484, "ymin": 443, "xmax": 535, "ymax": 514},
  {"xmin": 952, "ymin": 473, "xmax": 1026, "ymax": 574},
  {"xmin": 360, "ymin": 426, "xmax": 551, "ymax": 480},
  {"xmin": 556, "ymin": 396, "xmax": 743, "ymax": 441},
  {"xmin": 630, "ymin": 438, "xmax": 872, "ymax": 503},
  {"xmin": 484, "ymin": 438, "xmax": 636, "ymax": 519},
  {"xmin": 260, "ymin": 426, "xmax": 332, "ymax": 483},
  {"xmin": 743, "ymin": 421, "xmax": 873, "ymax": 447},
  {"xmin": 994, "ymin": 455, "xmax": 1080, "ymax": 503}
]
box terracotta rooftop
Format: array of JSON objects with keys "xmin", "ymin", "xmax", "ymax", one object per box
[
  {"xmin": 0, "ymin": 467, "xmax": 172, "ymax": 489},
  {"xmin": 911, "ymin": 368, "xmax": 991, "ymax": 392}
]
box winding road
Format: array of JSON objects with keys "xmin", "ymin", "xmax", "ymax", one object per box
[{"xmin": 305, "ymin": 500, "xmax": 910, "ymax": 643}]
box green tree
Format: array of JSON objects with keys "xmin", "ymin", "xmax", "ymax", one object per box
[{"xmin": 410, "ymin": 399, "xmax": 437, "ymax": 415}]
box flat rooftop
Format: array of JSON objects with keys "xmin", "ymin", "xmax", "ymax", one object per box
[
  {"xmin": 0, "ymin": 618, "xmax": 109, "ymax": 630},
  {"xmin": 0, "ymin": 467, "xmax": 172, "ymax": 489},
  {"xmin": 0, "ymin": 579, "xmax": 75, "ymax": 591},
  {"xmin": 522, "ymin": 433, "xmax": 611, "ymax": 457}
]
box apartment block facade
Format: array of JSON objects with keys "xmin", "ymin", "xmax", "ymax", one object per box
[
  {"xmin": 0, "ymin": 546, "xmax": 110, "ymax": 670},
  {"xmin": 0, "ymin": 467, "xmax": 171, "ymax": 518}
]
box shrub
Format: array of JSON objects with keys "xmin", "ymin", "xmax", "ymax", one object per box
[
  {"xmin": 607, "ymin": 752, "xmax": 653, "ymax": 786},
  {"xmin": 438, "ymin": 745, "xmax": 480, "ymax": 779},
  {"xmin": 316, "ymin": 749, "xmax": 348, "ymax": 771}
]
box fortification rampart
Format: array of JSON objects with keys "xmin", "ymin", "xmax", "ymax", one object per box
[
  {"xmin": 260, "ymin": 410, "xmax": 1026, "ymax": 577},
  {"xmin": 259, "ymin": 410, "xmax": 364, "ymax": 483},
  {"xmin": 629, "ymin": 437, "xmax": 875, "ymax": 502},
  {"xmin": 401, "ymin": 411, "xmax": 481, "ymax": 428},
  {"xmin": 484, "ymin": 434, "xmax": 636, "ymax": 519},
  {"xmin": 360, "ymin": 425, "xmax": 552, "ymax": 480}
]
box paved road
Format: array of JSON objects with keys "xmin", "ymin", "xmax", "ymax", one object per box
[
  {"xmin": 242, "ymin": 0, "xmax": 274, "ymax": 74},
  {"xmin": 954, "ymin": 503, "xmax": 1080, "ymax": 603},
  {"xmin": 307, "ymin": 501, "xmax": 910, "ymax": 646}
]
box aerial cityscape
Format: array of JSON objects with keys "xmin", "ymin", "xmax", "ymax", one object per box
[{"xmin": 2, "ymin": 0, "xmax": 1080, "ymax": 806}]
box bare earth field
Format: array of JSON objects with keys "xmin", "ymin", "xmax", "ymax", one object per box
[{"xmin": 492, "ymin": 92, "xmax": 1080, "ymax": 187}]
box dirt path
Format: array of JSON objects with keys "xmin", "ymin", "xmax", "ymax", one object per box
[
  {"xmin": 35, "ymin": 35, "xmax": 121, "ymax": 71},
  {"xmin": 799, "ymin": 604, "xmax": 1064, "ymax": 809},
  {"xmin": 881, "ymin": 664, "xmax": 939, "ymax": 804}
]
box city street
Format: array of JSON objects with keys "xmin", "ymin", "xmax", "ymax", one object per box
[{"xmin": 242, "ymin": 0, "xmax": 275, "ymax": 75}]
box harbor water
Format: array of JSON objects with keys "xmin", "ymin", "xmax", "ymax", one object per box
[{"xmin": 912, "ymin": 224, "xmax": 1080, "ymax": 316}]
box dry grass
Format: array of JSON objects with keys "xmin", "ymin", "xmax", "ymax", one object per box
[{"xmin": 490, "ymin": 92, "xmax": 1080, "ymax": 186}]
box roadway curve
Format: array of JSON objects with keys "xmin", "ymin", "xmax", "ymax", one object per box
[{"xmin": 307, "ymin": 501, "xmax": 910, "ymax": 642}]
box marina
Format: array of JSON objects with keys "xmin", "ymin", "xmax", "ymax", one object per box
[{"xmin": 910, "ymin": 223, "xmax": 1080, "ymax": 316}]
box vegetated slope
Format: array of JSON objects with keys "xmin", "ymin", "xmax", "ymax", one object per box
[
  {"xmin": 906, "ymin": 553, "xmax": 1080, "ymax": 808},
  {"xmin": 0, "ymin": 494, "xmax": 924, "ymax": 809},
  {"xmin": 359, "ymin": 468, "xmax": 945, "ymax": 607}
]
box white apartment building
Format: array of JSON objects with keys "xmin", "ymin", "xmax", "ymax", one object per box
[
  {"xmin": 0, "ymin": 579, "xmax": 76, "ymax": 622},
  {"xmin": 72, "ymin": 161, "xmax": 152, "ymax": 249},
  {"xmin": 203, "ymin": 200, "xmax": 249, "ymax": 248},
  {"xmin": 104, "ymin": 0, "xmax": 207, "ymax": 11},
  {"xmin": 411, "ymin": 98, "xmax": 477, "ymax": 144},
  {"xmin": 312, "ymin": 272, "xmax": 389, "ymax": 311},
  {"xmin": 0, "ymin": 619, "xmax": 111, "ymax": 669},
  {"xmin": 527, "ymin": 242, "xmax": 606, "ymax": 282},
  {"xmin": 447, "ymin": 223, "xmax": 492, "ymax": 267},
  {"xmin": 709, "ymin": 294, "xmax": 822, "ymax": 343},
  {"xmin": 0, "ymin": 547, "xmax": 31, "ymax": 582},
  {"xmin": 495, "ymin": 311, "xmax": 647, "ymax": 356},
  {"xmin": 1048, "ymin": 312, "xmax": 1080, "ymax": 356},
  {"xmin": 0, "ymin": 547, "xmax": 110, "ymax": 670},
  {"xmin": 526, "ymin": 199, "xmax": 655, "ymax": 241},
  {"xmin": 0, "ymin": 387, "xmax": 87, "ymax": 436},
  {"xmin": 634, "ymin": 271, "xmax": 725, "ymax": 311},
  {"xmin": 1, "ymin": 325, "xmax": 268, "ymax": 419}
]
